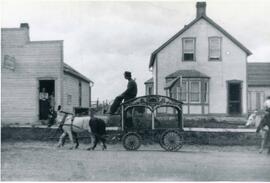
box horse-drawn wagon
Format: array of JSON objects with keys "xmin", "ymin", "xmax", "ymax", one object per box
[
  {"xmin": 107, "ymin": 95, "xmax": 184, "ymax": 151},
  {"xmin": 55, "ymin": 95, "xmax": 184, "ymax": 151}
]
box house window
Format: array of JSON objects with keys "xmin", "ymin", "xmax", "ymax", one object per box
[
  {"xmin": 166, "ymin": 79, "xmax": 209, "ymax": 104},
  {"xmin": 201, "ymin": 81, "xmax": 209, "ymax": 103},
  {"xmin": 209, "ymin": 37, "xmax": 221, "ymax": 61},
  {"xmin": 67, "ymin": 94, "xmax": 72, "ymax": 105},
  {"xmin": 189, "ymin": 81, "xmax": 200, "ymax": 103},
  {"xmin": 148, "ymin": 86, "xmax": 153, "ymax": 95},
  {"xmin": 179, "ymin": 81, "xmax": 188, "ymax": 102},
  {"xmin": 182, "ymin": 38, "xmax": 195, "ymax": 61}
]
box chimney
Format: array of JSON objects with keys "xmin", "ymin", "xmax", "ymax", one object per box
[
  {"xmin": 196, "ymin": 2, "xmax": 206, "ymax": 18},
  {"xmin": 20, "ymin": 23, "xmax": 29, "ymax": 29}
]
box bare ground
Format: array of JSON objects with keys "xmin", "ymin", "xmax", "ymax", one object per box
[{"xmin": 1, "ymin": 141, "xmax": 270, "ymax": 181}]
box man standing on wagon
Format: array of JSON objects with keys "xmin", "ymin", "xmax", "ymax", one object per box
[{"xmin": 109, "ymin": 71, "xmax": 137, "ymax": 114}]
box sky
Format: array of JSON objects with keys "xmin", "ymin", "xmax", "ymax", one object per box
[{"xmin": 1, "ymin": 0, "xmax": 270, "ymax": 102}]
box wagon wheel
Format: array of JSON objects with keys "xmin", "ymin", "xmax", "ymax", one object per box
[
  {"xmin": 122, "ymin": 132, "xmax": 141, "ymax": 151},
  {"xmin": 160, "ymin": 130, "xmax": 183, "ymax": 151}
]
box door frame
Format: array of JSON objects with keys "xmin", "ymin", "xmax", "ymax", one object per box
[
  {"xmin": 37, "ymin": 77, "xmax": 56, "ymax": 120},
  {"xmin": 226, "ymin": 80, "xmax": 243, "ymax": 115}
]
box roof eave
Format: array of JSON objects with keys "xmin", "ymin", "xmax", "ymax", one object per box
[
  {"xmin": 63, "ymin": 63, "xmax": 93, "ymax": 83},
  {"xmin": 201, "ymin": 15, "xmax": 252, "ymax": 56}
]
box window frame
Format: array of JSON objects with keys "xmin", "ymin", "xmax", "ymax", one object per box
[
  {"xmin": 182, "ymin": 37, "xmax": 196, "ymax": 62},
  {"xmin": 178, "ymin": 80, "xmax": 188, "ymax": 102},
  {"xmin": 189, "ymin": 80, "xmax": 201, "ymax": 103},
  {"xmin": 67, "ymin": 94, "xmax": 72, "ymax": 105},
  {"xmin": 148, "ymin": 86, "xmax": 153, "ymax": 95},
  {"xmin": 201, "ymin": 81, "xmax": 209, "ymax": 104},
  {"xmin": 208, "ymin": 36, "xmax": 222, "ymax": 61}
]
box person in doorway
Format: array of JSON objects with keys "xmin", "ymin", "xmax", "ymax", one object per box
[
  {"xmin": 49, "ymin": 92, "xmax": 55, "ymax": 109},
  {"xmin": 109, "ymin": 71, "xmax": 137, "ymax": 114},
  {"xmin": 39, "ymin": 88, "xmax": 49, "ymax": 121}
]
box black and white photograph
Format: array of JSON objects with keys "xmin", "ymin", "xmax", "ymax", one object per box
[{"xmin": 1, "ymin": 0, "xmax": 270, "ymax": 181}]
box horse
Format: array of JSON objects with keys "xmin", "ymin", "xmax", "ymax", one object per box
[
  {"xmin": 246, "ymin": 110, "xmax": 270, "ymax": 153},
  {"xmin": 54, "ymin": 106, "xmax": 107, "ymax": 150}
]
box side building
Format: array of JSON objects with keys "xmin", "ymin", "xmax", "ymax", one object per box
[
  {"xmin": 247, "ymin": 62, "xmax": 270, "ymax": 112},
  {"xmin": 1, "ymin": 23, "xmax": 93, "ymax": 125}
]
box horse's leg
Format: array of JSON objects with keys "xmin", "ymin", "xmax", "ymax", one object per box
[
  {"xmin": 66, "ymin": 130, "xmax": 76, "ymax": 149},
  {"xmin": 91, "ymin": 135, "xmax": 98, "ymax": 150},
  {"xmin": 87, "ymin": 135, "xmax": 97, "ymax": 151},
  {"xmin": 72, "ymin": 132, "xmax": 79, "ymax": 149},
  {"xmin": 57, "ymin": 132, "xmax": 67, "ymax": 147},
  {"xmin": 259, "ymin": 131, "xmax": 266, "ymax": 153},
  {"xmin": 101, "ymin": 135, "xmax": 107, "ymax": 150}
]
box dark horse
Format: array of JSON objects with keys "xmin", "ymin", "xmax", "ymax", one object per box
[{"xmin": 55, "ymin": 106, "xmax": 107, "ymax": 150}]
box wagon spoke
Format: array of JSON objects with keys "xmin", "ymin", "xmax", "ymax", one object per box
[
  {"xmin": 160, "ymin": 130, "xmax": 183, "ymax": 151},
  {"xmin": 122, "ymin": 132, "xmax": 141, "ymax": 151}
]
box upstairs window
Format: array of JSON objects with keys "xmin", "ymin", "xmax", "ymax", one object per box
[
  {"xmin": 182, "ymin": 38, "xmax": 195, "ymax": 61},
  {"xmin": 209, "ymin": 37, "xmax": 221, "ymax": 61}
]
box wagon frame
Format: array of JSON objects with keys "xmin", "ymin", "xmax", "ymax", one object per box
[{"xmin": 115, "ymin": 95, "xmax": 184, "ymax": 151}]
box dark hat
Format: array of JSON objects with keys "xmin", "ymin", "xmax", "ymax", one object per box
[{"xmin": 124, "ymin": 71, "xmax": 131, "ymax": 77}]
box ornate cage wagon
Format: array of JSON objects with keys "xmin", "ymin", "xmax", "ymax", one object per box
[{"xmin": 114, "ymin": 95, "xmax": 184, "ymax": 151}]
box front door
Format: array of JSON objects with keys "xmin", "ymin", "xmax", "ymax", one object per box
[
  {"xmin": 228, "ymin": 82, "xmax": 242, "ymax": 115},
  {"xmin": 39, "ymin": 80, "xmax": 55, "ymax": 120}
]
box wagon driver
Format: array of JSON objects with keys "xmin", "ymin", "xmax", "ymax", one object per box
[{"xmin": 109, "ymin": 71, "xmax": 137, "ymax": 114}]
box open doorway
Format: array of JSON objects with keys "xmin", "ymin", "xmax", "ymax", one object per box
[
  {"xmin": 228, "ymin": 82, "xmax": 242, "ymax": 115},
  {"xmin": 39, "ymin": 80, "xmax": 55, "ymax": 120}
]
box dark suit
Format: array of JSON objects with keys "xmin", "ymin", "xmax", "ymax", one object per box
[{"xmin": 109, "ymin": 79, "xmax": 137, "ymax": 114}]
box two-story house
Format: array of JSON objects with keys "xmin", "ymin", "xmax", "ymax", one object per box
[{"xmin": 146, "ymin": 2, "xmax": 252, "ymax": 116}]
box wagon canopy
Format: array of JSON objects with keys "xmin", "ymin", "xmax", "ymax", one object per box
[{"xmin": 121, "ymin": 95, "xmax": 183, "ymax": 112}]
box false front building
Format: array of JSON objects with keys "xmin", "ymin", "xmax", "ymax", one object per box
[{"xmin": 1, "ymin": 23, "xmax": 93, "ymax": 125}]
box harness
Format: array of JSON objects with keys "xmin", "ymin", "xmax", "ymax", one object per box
[
  {"xmin": 58, "ymin": 111, "xmax": 74, "ymax": 131},
  {"xmin": 60, "ymin": 112, "xmax": 90, "ymax": 132}
]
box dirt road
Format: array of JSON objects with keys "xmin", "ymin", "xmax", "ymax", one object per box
[{"xmin": 1, "ymin": 141, "xmax": 270, "ymax": 181}]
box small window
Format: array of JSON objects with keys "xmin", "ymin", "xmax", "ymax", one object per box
[
  {"xmin": 125, "ymin": 107, "xmax": 152, "ymax": 130},
  {"xmin": 148, "ymin": 86, "xmax": 153, "ymax": 95},
  {"xmin": 209, "ymin": 37, "xmax": 221, "ymax": 61},
  {"xmin": 182, "ymin": 38, "xmax": 195, "ymax": 61},
  {"xmin": 155, "ymin": 106, "xmax": 179, "ymax": 128},
  {"xmin": 190, "ymin": 81, "xmax": 200, "ymax": 102},
  {"xmin": 67, "ymin": 94, "xmax": 72, "ymax": 105},
  {"xmin": 79, "ymin": 82, "xmax": 82, "ymax": 107}
]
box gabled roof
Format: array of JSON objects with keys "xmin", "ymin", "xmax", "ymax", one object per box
[
  {"xmin": 149, "ymin": 15, "xmax": 252, "ymax": 68},
  {"xmin": 144, "ymin": 78, "xmax": 153, "ymax": 84},
  {"xmin": 247, "ymin": 63, "xmax": 270, "ymax": 86},
  {"xmin": 63, "ymin": 63, "xmax": 93, "ymax": 84},
  {"xmin": 166, "ymin": 69, "xmax": 209, "ymax": 79}
]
